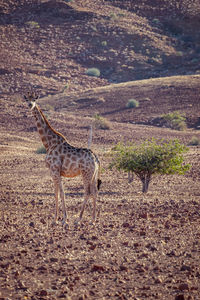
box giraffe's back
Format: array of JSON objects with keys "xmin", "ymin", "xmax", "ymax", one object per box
[
  {"xmin": 61, "ymin": 147, "xmax": 98, "ymax": 178},
  {"xmin": 46, "ymin": 142, "xmax": 99, "ymax": 179}
]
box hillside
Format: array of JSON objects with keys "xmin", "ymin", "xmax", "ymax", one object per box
[
  {"xmin": 41, "ymin": 74, "xmax": 200, "ymax": 128},
  {"xmin": 0, "ymin": 0, "xmax": 200, "ymax": 99}
]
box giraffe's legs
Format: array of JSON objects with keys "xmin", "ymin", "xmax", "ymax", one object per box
[
  {"xmin": 53, "ymin": 180, "xmax": 59, "ymax": 224},
  {"xmin": 74, "ymin": 177, "xmax": 90, "ymax": 225},
  {"xmin": 59, "ymin": 180, "xmax": 67, "ymax": 226},
  {"xmin": 74, "ymin": 193, "xmax": 90, "ymax": 225},
  {"xmin": 91, "ymin": 194, "xmax": 97, "ymax": 223},
  {"xmin": 51, "ymin": 171, "xmax": 68, "ymax": 227},
  {"xmin": 74, "ymin": 178, "xmax": 98, "ymax": 225},
  {"xmin": 90, "ymin": 181, "xmax": 98, "ymax": 223}
]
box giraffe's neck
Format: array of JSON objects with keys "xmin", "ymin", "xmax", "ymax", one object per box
[{"xmin": 32, "ymin": 104, "xmax": 66, "ymax": 150}]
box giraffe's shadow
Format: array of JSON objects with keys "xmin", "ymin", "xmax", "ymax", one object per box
[{"xmin": 6, "ymin": 188, "xmax": 118, "ymax": 200}]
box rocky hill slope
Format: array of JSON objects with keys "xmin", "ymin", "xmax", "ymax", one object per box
[{"xmin": 0, "ymin": 0, "xmax": 199, "ymax": 100}]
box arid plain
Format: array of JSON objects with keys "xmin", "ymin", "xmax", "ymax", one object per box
[{"xmin": 0, "ymin": 1, "xmax": 200, "ymax": 299}]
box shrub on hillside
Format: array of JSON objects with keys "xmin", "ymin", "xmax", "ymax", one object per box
[
  {"xmin": 25, "ymin": 21, "xmax": 40, "ymax": 28},
  {"xmin": 36, "ymin": 145, "xmax": 47, "ymax": 154},
  {"xmin": 101, "ymin": 41, "xmax": 107, "ymax": 47},
  {"xmin": 188, "ymin": 136, "xmax": 200, "ymax": 146},
  {"xmin": 93, "ymin": 114, "xmax": 111, "ymax": 130},
  {"xmin": 126, "ymin": 99, "xmax": 139, "ymax": 108},
  {"xmin": 86, "ymin": 68, "xmax": 101, "ymax": 77},
  {"xmin": 162, "ymin": 111, "xmax": 187, "ymax": 131}
]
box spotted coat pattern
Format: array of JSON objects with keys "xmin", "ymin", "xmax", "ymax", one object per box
[{"xmin": 24, "ymin": 92, "xmax": 101, "ymax": 227}]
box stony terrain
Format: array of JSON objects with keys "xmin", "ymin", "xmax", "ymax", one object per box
[
  {"xmin": 1, "ymin": 0, "xmax": 200, "ymax": 98},
  {"xmin": 0, "ymin": 1, "xmax": 200, "ymax": 300}
]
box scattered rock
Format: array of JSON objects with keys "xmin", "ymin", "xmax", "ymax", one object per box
[
  {"xmin": 37, "ymin": 266, "xmax": 47, "ymax": 273},
  {"xmin": 122, "ymin": 241, "xmax": 129, "ymax": 247},
  {"xmin": 139, "ymin": 230, "xmax": 146, "ymax": 236},
  {"xmin": 39, "ymin": 290, "xmax": 48, "ymax": 296},
  {"xmin": 119, "ymin": 265, "xmax": 128, "ymax": 272},
  {"xmin": 180, "ymin": 265, "xmax": 191, "ymax": 272},
  {"xmin": 166, "ymin": 250, "xmax": 176, "ymax": 256},
  {"xmin": 178, "ymin": 283, "xmax": 189, "ymax": 291},
  {"xmin": 47, "ymin": 238, "xmax": 54, "ymax": 244},
  {"xmin": 88, "ymin": 243, "xmax": 96, "ymax": 250},
  {"xmin": 91, "ymin": 264, "xmax": 105, "ymax": 272},
  {"xmin": 50, "ymin": 257, "xmax": 58, "ymax": 263},
  {"xmin": 29, "ymin": 222, "xmax": 34, "ymax": 227},
  {"xmin": 122, "ymin": 222, "xmax": 130, "ymax": 228},
  {"xmin": 139, "ymin": 212, "xmax": 148, "ymax": 219},
  {"xmin": 154, "ymin": 276, "xmax": 162, "ymax": 284},
  {"xmin": 175, "ymin": 295, "xmax": 185, "ymax": 300},
  {"xmin": 146, "ymin": 243, "xmax": 157, "ymax": 251},
  {"xmin": 165, "ymin": 220, "xmax": 170, "ymax": 229},
  {"xmin": 79, "ymin": 234, "xmax": 87, "ymax": 240},
  {"xmin": 40, "ymin": 218, "xmax": 46, "ymax": 224}
]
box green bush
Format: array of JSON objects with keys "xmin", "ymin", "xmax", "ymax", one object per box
[
  {"xmin": 109, "ymin": 13, "xmax": 117, "ymax": 20},
  {"xmin": 86, "ymin": 68, "xmax": 101, "ymax": 77},
  {"xmin": 162, "ymin": 111, "xmax": 187, "ymax": 131},
  {"xmin": 101, "ymin": 41, "xmax": 107, "ymax": 47},
  {"xmin": 25, "ymin": 21, "xmax": 40, "ymax": 28},
  {"xmin": 188, "ymin": 136, "xmax": 200, "ymax": 146},
  {"xmin": 109, "ymin": 138, "xmax": 190, "ymax": 193},
  {"xmin": 93, "ymin": 114, "xmax": 111, "ymax": 130},
  {"xmin": 126, "ymin": 99, "xmax": 139, "ymax": 108},
  {"xmin": 36, "ymin": 145, "xmax": 47, "ymax": 154}
]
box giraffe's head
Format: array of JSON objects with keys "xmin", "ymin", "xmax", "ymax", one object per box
[{"xmin": 24, "ymin": 92, "xmax": 38, "ymax": 109}]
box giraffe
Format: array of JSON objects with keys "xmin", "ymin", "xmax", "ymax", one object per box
[{"xmin": 23, "ymin": 92, "xmax": 101, "ymax": 228}]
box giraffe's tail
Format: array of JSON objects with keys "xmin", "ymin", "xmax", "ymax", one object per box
[
  {"xmin": 90, "ymin": 157, "xmax": 101, "ymax": 193},
  {"xmin": 96, "ymin": 158, "xmax": 102, "ymax": 191},
  {"xmin": 97, "ymin": 178, "xmax": 102, "ymax": 190}
]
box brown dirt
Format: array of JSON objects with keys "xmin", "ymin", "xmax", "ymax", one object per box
[{"xmin": 0, "ymin": 1, "xmax": 200, "ymax": 300}]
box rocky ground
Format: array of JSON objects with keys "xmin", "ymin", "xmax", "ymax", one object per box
[
  {"xmin": 0, "ymin": 1, "xmax": 200, "ymax": 300},
  {"xmin": 0, "ymin": 0, "xmax": 200, "ymax": 98},
  {"xmin": 0, "ymin": 106, "xmax": 200, "ymax": 300}
]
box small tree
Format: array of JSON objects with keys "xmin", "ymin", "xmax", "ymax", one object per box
[{"xmin": 109, "ymin": 138, "xmax": 190, "ymax": 193}]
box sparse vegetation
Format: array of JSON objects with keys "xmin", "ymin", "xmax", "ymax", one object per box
[
  {"xmin": 25, "ymin": 21, "xmax": 40, "ymax": 28},
  {"xmin": 188, "ymin": 136, "xmax": 200, "ymax": 146},
  {"xmin": 62, "ymin": 82, "xmax": 69, "ymax": 92},
  {"xmin": 126, "ymin": 99, "xmax": 139, "ymax": 108},
  {"xmin": 93, "ymin": 114, "xmax": 111, "ymax": 130},
  {"xmin": 97, "ymin": 96, "xmax": 105, "ymax": 103},
  {"xmin": 109, "ymin": 138, "xmax": 190, "ymax": 193},
  {"xmin": 109, "ymin": 13, "xmax": 117, "ymax": 20},
  {"xmin": 36, "ymin": 145, "xmax": 47, "ymax": 154},
  {"xmin": 86, "ymin": 68, "xmax": 101, "ymax": 77},
  {"xmin": 152, "ymin": 18, "xmax": 160, "ymax": 25},
  {"xmin": 42, "ymin": 104, "xmax": 54, "ymax": 111},
  {"xmin": 101, "ymin": 41, "xmax": 107, "ymax": 47},
  {"xmin": 162, "ymin": 111, "xmax": 187, "ymax": 130}
]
